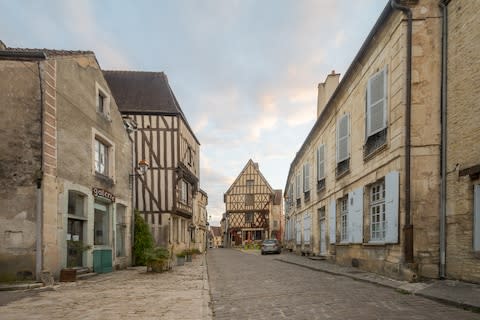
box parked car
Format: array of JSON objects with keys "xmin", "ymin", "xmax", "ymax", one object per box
[{"xmin": 261, "ymin": 239, "xmax": 281, "ymax": 255}]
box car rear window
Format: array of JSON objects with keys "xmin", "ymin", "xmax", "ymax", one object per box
[{"xmin": 263, "ymin": 240, "xmax": 276, "ymax": 244}]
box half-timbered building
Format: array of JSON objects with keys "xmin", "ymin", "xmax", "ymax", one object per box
[
  {"xmin": 104, "ymin": 71, "xmax": 203, "ymax": 252},
  {"xmin": 224, "ymin": 160, "xmax": 282, "ymax": 247}
]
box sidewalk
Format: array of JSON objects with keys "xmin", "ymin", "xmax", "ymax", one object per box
[
  {"xmin": 0, "ymin": 254, "xmax": 212, "ymax": 320},
  {"xmin": 275, "ymin": 251, "xmax": 480, "ymax": 312}
]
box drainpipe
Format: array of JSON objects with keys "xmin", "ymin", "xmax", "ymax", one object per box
[
  {"xmin": 439, "ymin": 0, "xmax": 450, "ymax": 279},
  {"xmin": 35, "ymin": 61, "xmax": 45, "ymax": 281},
  {"xmin": 391, "ymin": 0, "xmax": 414, "ymax": 263}
]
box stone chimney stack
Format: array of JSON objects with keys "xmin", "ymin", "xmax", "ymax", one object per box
[{"xmin": 317, "ymin": 70, "xmax": 340, "ymax": 118}]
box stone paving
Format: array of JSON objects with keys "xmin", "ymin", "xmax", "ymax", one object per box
[
  {"xmin": 0, "ymin": 254, "xmax": 211, "ymax": 320},
  {"xmin": 207, "ymin": 248, "xmax": 480, "ymax": 320}
]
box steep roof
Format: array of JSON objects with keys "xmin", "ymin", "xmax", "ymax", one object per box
[
  {"xmin": 103, "ymin": 70, "xmax": 200, "ymax": 145},
  {"xmin": 225, "ymin": 159, "xmax": 274, "ymax": 195}
]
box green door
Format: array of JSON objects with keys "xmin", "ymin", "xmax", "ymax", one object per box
[{"xmin": 93, "ymin": 249, "xmax": 113, "ymax": 273}]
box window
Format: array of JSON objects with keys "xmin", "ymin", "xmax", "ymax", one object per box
[
  {"xmin": 116, "ymin": 204, "xmax": 126, "ymax": 257},
  {"xmin": 245, "ymin": 212, "xmax": 253, "ymax": 224},
  {"xmin": 365, "ymin": 68, "xmax": 388, "ymax": 157},
  {"xmin": 317, "ymin": 144, "xmax": 326, "ymax": 190},
  {"xmin": 94, "ymin": 139, "xmax": 108, "ymax": 175},
  {"xmin": 303, "ymin": 163, "xmax": 311, "ymax": 192},
  {"xmin": 68, "ymin": 191, "xmax": 85, "ymax": 217},
  {"xmin": 336, "ymin": 114, "xmax": 350, "ymax": 176},
  {"xmin": 187, "ymin": 147, "xmax": 193, "ymax": 165},
  {"xmin": 181, "ymin": 219, "xmax": 185, "ymax": 243},
  {"xmin": 303, "ymin": 212, "xmax": 311, "ymax": 245},
  {"xmin": 340, "ymin": 197, "xmax": 349, "ymax": 242},
  {"xmin": 94, "ymin": 201, "xmax": 109, "ymax": 245},
  {"xmin": 180, "ymin": 180, "xmax": 188, "ymax": 204},
  {"xmin": 296, "ymin": 173, "xmax": 302, "ymax": 207},
  {"xmin": 274, "ymin": 220, "xmax": 278, "ymax": 228},
  {"xmin": 296, "ymin": 217, "xmax": 301, "ymax": 245},
  {"xmin": 245, "ymin": 194, "xmax": 254, "ymax": 206},
  {"xmin": 370, "ymin": 181, "xmax": 386, "ymax": 241},
  {"xmin": 246, "ymin": 179, "xmax": 254, "ymax": 190},
  {"xmin": 96, "ymin": 82, "xmax": 110, "ymax": 118}
]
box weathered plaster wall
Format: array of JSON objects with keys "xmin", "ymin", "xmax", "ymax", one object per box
[{"xmin": 0, "ymin": 61, "xmax": 41, "ymax": 281}]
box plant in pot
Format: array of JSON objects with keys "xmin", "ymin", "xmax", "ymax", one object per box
[
  {"xmin": 176, "ymin": 252, "xmax": 186, "ymax": 266},
  {"xmin": 145, "ymin": 247, "xmax": 170, "ymax": 272},
  {"xmin": 61, "ymin": 241, "xmax": 92, "ymax": 282},
  {"xmin": 183, "ymin": 249, "xmax": 193, "ymax": 262}
]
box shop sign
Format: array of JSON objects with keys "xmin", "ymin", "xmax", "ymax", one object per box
[{"xmin": 92, "ymin": 187, "xmax": 115, "ymax": 202}]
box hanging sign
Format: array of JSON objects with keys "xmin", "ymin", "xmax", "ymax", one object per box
[{"xmin": 92, "ymin": 187, "xmax": 116, "ymax": 202}]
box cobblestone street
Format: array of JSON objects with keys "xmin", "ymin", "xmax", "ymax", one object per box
[
  {"xmin": 0, "ymin": 255, "xmax": 210, "ymax": 320},
  {"xmin": 207, "ymin": 249, "xmax": 480, "ymax": 320}
]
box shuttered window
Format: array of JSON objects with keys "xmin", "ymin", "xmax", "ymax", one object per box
[
  {"xmin": 340, "ymin": 197, "xmax": 349, "ymax": 242},
  {"xmin": 370, "ymin": 181, "xmax": 386, "ymax": 241},
  {"xmin": 303, "ymin": 163, "xmax": 311, "ymax": 192},
  {"xmin": 385, "ymin": 171, "xmax": 399, "ymax": 243},
  {"xmin": 349, "ymin": 187, "xmax": 364, "ymax": 243},
  {"xmin": 337, "ymin": 114, "xmax": 350, "ymax": 163},
  {"xmin": 329, "ymin": 200, "xmax": 336, "ymax": 244},
  {"xmin": 295, "ymin": 174, "xmax": 301, "ymax": 199},
  {"xmin": 296, "ymin": 217, "xmax": 301, "ymax": 245},
  {"xmin": 474, "ymin": 185, "xmax": 480, "ymax": 251},
  {"xmin": 367, "ymin": 68, "xmax": 387, "ymax": 136},
  {"xmin": 317, "ymin": 144, "xmax": 325, "ymax": 180},
  {"xmin": 303, "ymin": 212, "xmax": 311, "ymax": 244}
]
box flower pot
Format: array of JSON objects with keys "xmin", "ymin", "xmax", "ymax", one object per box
[
  {"xmin": 176, "ymin": 256, "xmax": 185, "ymax": 266},
  {"xmin": 60, "ymin": 268, "xmax": 77, "ymax": 282}
]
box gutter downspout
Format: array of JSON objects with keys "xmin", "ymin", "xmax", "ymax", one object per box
[
  {"xmin": 35, "ymin": 61, "xmax": 44, "ymax": 281},
  {"xmin": 391, "ymin": 0, "xmax": 414, "ymax": 263},
  {"xmin": 439, "ymin": 0, "xmax": 450, "ymax": 279}
]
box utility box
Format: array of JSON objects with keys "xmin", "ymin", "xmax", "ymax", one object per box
[{"xmin": 93, "ymin": 249, "xmax": 113, "ymax": 273}]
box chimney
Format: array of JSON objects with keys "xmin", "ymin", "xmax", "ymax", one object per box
[
  {"xmin": 317, "ymin": 70, "xmax": 340, "ymax": 118},
  {"xmin": 0, "ymin": 40, "xmax": 6, "ymax": 50}
]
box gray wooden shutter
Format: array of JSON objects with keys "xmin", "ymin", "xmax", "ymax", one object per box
[
  {"xmin": 317, "ymin": 144, "xmax": 325, "ymax": 180},
  {"xmin": 329, "ymin": 199, "xmax": 336, "ymax": 244},
  {"xmin": 303, "ymin": 163, "xmax": 311, "ymax": 192},
  {"xmin": 348, "ymin": 187, "xmax": 364, "ymax": 243},
  {"xmin": 385, "ymin": 171, "xmax": 399, "ymax": 243},
  {"xmin": 337, "ymin": 114, "xmax": 349, "ymax": 162},
  {"xmin": 474, "ymin": 185, "xmax": 480, "ymax": 251},
  {"xmin": 367, "ymin": 68, "xmax": 387, "ymax": 136}
]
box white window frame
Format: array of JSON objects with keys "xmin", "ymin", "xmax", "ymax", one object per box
[
  {"xmin": 370, "ymin": 181, "xmax": 386, "ymax": 242},
  {"xmin": 317, "ymin": 144, "xmax": 326, "ymax": 181},
  {"xmin": 366, "ymin": 67, "xmax": 388, "ymax": 137},
  {"xmin": 340, "ymin": 197, "xmax": 349, "ymax": 243},
  {"xmin": 336, "ymin": 114, "xmax": 350, "ymax": 163},
  {"xmin": 95, "ymin": 82, "xmax": 111, "ymax": 120},
  {"xmin": 92, "ymin": 128, "xmax": 115, "ymax": 180},
  {"xmin": 180, "ymin": 180, "xmax": 188, "ymax": 204}
]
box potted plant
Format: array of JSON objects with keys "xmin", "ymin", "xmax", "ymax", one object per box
[
  {"xmin": 176, "ymin": 252, "xmax": 186, "ymax": 266},
  {"xmin": 145, "ymin": 247, "xmax": 170, "ymax": 272},
  {"xmin": 61, "ymin": 240, "xmax": 92, "ymax": 282},
  {"xmin": 184, "ymin": 249, "xmax": 193, "ymax": 262}
]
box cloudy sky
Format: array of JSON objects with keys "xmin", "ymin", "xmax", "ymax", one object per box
[{"xmin": 1, "ymin": 0, "xmax": 387, "ymax": 226}]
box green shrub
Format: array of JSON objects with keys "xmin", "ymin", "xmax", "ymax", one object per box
[
  {"xmin": 133, "ymin": 212, "xmax": 154, "ymax": 266},
  {"xmin": 145, "ymin": 247, "xmax": 170, "ymax": 272}
]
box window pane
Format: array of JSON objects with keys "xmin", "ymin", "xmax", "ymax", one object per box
[{"xmin": 94, "ymin": 202, "xmax": 109, "ymax": 245}]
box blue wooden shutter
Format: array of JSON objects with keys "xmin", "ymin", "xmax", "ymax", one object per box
[
  {"xmin": 474, "ymin": 185, "xmax": 480, "ymax": 251},
  {"xmin": 385, "ymin": 171, "xmax": 399, "ymax": 243},
  {"xmin": 367, "ymin": 67, "xmax": 387, "ymax": 136},
  {"xmin": 317, "ymin": 144, "xmax": 325, "ymax": 180},
  {"xmin": 329, "ymin": 199, "xmax": 336, "ymax": 244},
  {"xmin": 349, "ymin": 187, "xmax": 364, "ymax": 243},
  {"xmin": 337, "ymin": 114, "xmax": 349, "ymax": 162}
]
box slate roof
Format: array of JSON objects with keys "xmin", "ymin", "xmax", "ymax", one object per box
[
  {"xmin": 103, "ymin": 70, "xmax": 200, "ymax": 145},
  {"xmin": 0, "ymin": 42, "xmax": 94, "ymax": 60}
]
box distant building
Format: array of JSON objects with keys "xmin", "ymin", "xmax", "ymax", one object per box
[
  {"xmin": 210, "ymin": 226, "xmax": 222, "ymax": 248},
  {"xmin": 224, "ymin": 159, "xmax": 282, "ymax": 247},
  {"xmin": 104, "ymin": 71, "xmax": 205, "ymax": 254},
  {"xmin": 0, "ymin": 43, "xmax": 133, "ymax": 280}
]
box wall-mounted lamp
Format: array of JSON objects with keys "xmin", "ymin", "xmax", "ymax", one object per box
[{"xmin": 130, "ymin": 159, "xmax": 149, "ymax": 178}]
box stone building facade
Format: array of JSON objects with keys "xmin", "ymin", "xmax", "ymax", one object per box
[
  {"xmin": 443, "ymin": 0, "xmax": 480, "ymax": 283},
  {"xmin": 0, "ymin": 44, "xmax": 133, "ymax": 281},
  {"xmin": 284, "ymin": 0, "xmax": 443, "ymax": 280}
]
